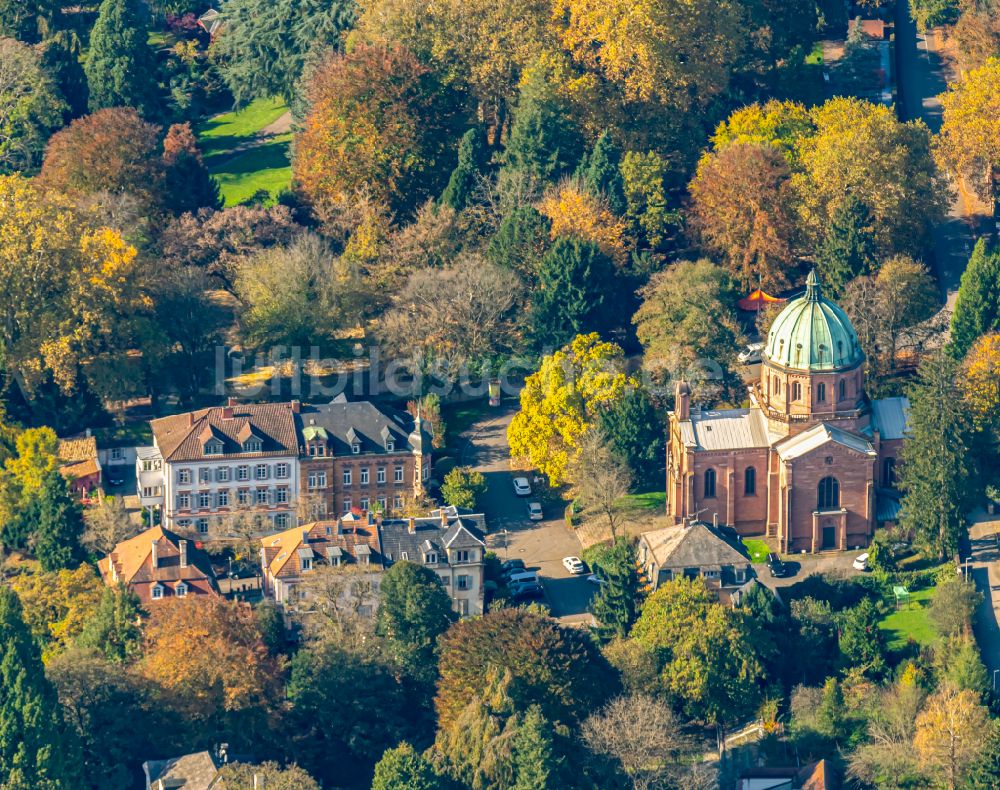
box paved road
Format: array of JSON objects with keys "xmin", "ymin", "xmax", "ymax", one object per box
[
  {"xmin": 460, "ymin": 403, "xmax": 596, "ymax": 625},
  {"xmin": 895, "ymin": 0, "xmax": 975, "ymax": 298},
  {"xmin": 966, "ymin": 513, "xmax": 1000, "ymax": 681}
]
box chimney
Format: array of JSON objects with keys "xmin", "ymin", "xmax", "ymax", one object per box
[
  {"xmin": 336, "ymin": 517, "xmax": 343, "ymax": 536},
  {"xmin": 187, "ymin": 412, "xmax": 194, "ymax": 427},
  {"xmin": 675, "ymin": 380, "xmax": 691, "ymax": 421},
  {"xmin": 367, "ymin": 510, "xmax": 374, "ymax": 527},
  {"xmin": 85, "ymin": 427, "xmax": 91, "ymax": 438},
  {"xmin": 712, "ymin": 513, "xmax": 718, "ymax": 530},
  {"xmin": 150, "ymin": 538, "xmax": 159, "ymax": 569},
  {"xmin": 291, "ymin": 399, "xmax": 301, "ymax": 413},
  {"xmin": 440, "ymin": 510, "xmax": 448, "ymax": 527},
  {"xmin": 407, "ymin": 517, "xmax": 416, "ymax": 535},
  {"xmin": 179, "ymin": 539, "xmax": 188, "ymax": 568},
  {"xmin": 227, "ymin": 397, "xmax": 238, "ymax": 407},
  {"xmin": 221, "ymin": 406, "xmax": 234, "ymax": 420}
]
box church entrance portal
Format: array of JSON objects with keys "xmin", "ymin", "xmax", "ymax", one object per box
[{"xmin": 822, "ymin": 525, "xmax": 836, "ymax": 549}]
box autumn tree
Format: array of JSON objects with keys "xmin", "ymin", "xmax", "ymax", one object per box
[
  {"xmin": 435, "ymin": 608, "xmax": 616, "ymax": 731},
  {"xmin": 85, "ymin": 0, "xmax": 158, "ymax": 116},
  {"xmin": 539, "ymin": 180, "xmax": 629, "ymax": 265},
  {"xmin": 40, "ymin": 108, "xmax": 164, "ymax": 212},
  {"xmin": 161, "ymin": 122, "xmax": 221, "ymax": 216},
  {"xmin": 633, "ymin": 259, "xmax": 745, "ymax": 403},
  {"xmin": 10, "ymin": 563, "xmax": 102, "ymax": 661},
  {"xmin": 962, "ymin": 332, "xmax": 1000, "ymax": 435},
  {"xmin": 138, "ymin": 596, "xmax": 279, "ymax": 746},
  {"xmin": 440, "ymin": 467, "xmax": 487, "ymax": 510},
  {"xmin": 508, "ymin": 333, "xmax": 636, "ymax": 484},
  {"xmin": 377, "ymin": 252, "xmax": 523, "ymax": 378},
  {"xmin": 568, "ymin": 429, "xmax": 633, "ymax": 539},
  {"xmin": 0, "ymin": 38, "xmax": 66, "ymax": 174},
  {"xmin": 375, "ymin": 560, "xmax": 457, "ymax": 684},
  {"xmin": 530, "ymin": 236, "xmax": 620, "ymax": 348},
  {"xmin": 711, "ymin": 99, "xmax": 814, "ymax": 164},
  {"xmin": 295, "ymin": 43, "xmax": 467, "ymax": 219},
  {"xmin": 899, "ymin": 352, "xmax": 976, "ymax": 560},
  {"xmin": 372, "ymin": 743, "xmax": 443, "ymax": 790},
  {"xmin": 914, "ymin": 685, "xmax": 989, "ymax": 790},
  {"xmin": 82, "ymin": 495, "xmax": 138, "ymax": 555},
  {"xmin": 213, "ymin": 0, "xmax": 357, "ymax": 106},
  {"xmin": 0, "ymin": 586, "xmax": 81, "ymax": 788},
  {"xmin": 218, "ymin": 762, "xmax": 321, "ymax": 790},
  {"xmin": 689, "ymin": 141, "xmax": 799, "ymax": 290},
  {"xmin": 627, "ymin": 576, "xmax": 771, "ymax": 727},
  {"xmin": 949, "ymin": 238, "xmax": 1000, "ymax": 359}
]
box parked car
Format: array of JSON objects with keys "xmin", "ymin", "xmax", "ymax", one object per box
[
  {"xmin": 853, "ymin": 553, "xmax": 870, "ymax": 571},
  {"xmin": 108, "ymin": 474, "xmax": 125, "ymax": 487},
  {"xmin": 587, "ymin": 574, "xmax": 607, "ymax": 586},
  {"xmin": 738, "ymin": 341, "xmax": 764, "ymax": 365},
  {"xmin": 501, "ymin": 558, "xmax": 525, "ymax": 575},
  {"xmin": 766, "ymin": 552, "xmax": 789, "ymax": 578},
  {"xmin": 507, "ymin": 570, "xmax": 538, "ymax": 586},
  {"xmin": 512, "ymin": 477, "xmax": 532, "ymax": 496},
  {"xmin": 527, "ymin": 501, "xmax": 543, "ymax": 521},
  {"xmin": 562, "ymin": 556, "xmax": 586, "ymax": 575},
  {"xmin": 511, "ymin": 581, "xmax": 544, "ymax": 600}
]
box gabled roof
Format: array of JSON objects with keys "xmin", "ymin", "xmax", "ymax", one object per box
[
  {"xmin": 261, "ymin": 519, "xmax": 383, "ymax": 579},
  {"xmin": 682, "ymin": 408, "xmax": 772, "ymax": 451},
  {"xmin": 151, "ymin": 402, "xmax": 298, "ymax": 462},
  {"xmin": 296, "ymin": 399, "xmax": 424, "ymax": 457},
  {"xmin": 98, "ymin": 525, "xmax": 216, "ymax": 588},
  {"xmin": 774, "ymin": 422, "xmax": 876, "ymax": 461},
  {"xmin": 871, "ymin": 396, "xmax": 910, "ymax": 441},
  {"xmin": 58, "ymin": 436, "xmax": 98, "ymax": 463},
  {"xmin": 640, "ymin": 522, "xmax": 750, "ymax": 570},
  {"xmin": 379, "ymin": 514, "xmax": 486, "ymax": 565}
]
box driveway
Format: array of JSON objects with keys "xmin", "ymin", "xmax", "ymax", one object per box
[
  {"xmin": 460, "ymin": 403, "xmax": 596, "ymax": 625},
  {"xmin": 966, "ymin": 512, "xmax": 1000, "ymax": 681},
  {"xmin": 753, "ymin": 550, "xmax": 866, "ymax": 596}
]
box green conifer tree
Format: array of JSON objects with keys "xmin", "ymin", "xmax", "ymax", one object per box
[
  {"xmin": 816, "ymin": 194, "xmax": 877, "ymax": 295},
  {"xmin": 949, "ymin": 238, "xmax": 1000, "ymax": 359},
  {"xmin": 162, "ymin": 122, "xmax": 221, "ymax": 215},
  {"xmin": 440, "ymin": 127, "xmax": 487, "ymax": 211},
  {"xmin": 40, "ymin": 31, "xmax": 89, "ymax": 119},
  {"xmin": 486, "ymin": 205, "xmax": 551, "ymax": 275},
  {"xmin": 576, "ymin": 130, "xmax": 626, "ymax": 215},
  {"xmin": 0, "ymin": 586, "xmax": 80, "ymax": 788},
  {"xmin": 511, "ymin": 705, "xmax": 561, "ymax": 790},
  {"xmin": 372, "ymin": 743, "xmax": 443, "ymax": 790},
  {"xmin": 598, "ymin": 387, "xmax": 664, "ymax": 488},
  {"xmin": 77, "ymin": 584, "xmax": 143, "ymax": 663},
  {"xmin": 500, "ymin": 69, "xmax": 583, "ymax": 188},
  {"xmin": 530, "ymin": 236, "xmax": 617, "ymax": 348},
  {"xmin": 0, "ymin": 0, "xmax": 48, "ymax": 42},
  {"xmin": 33, "ymin": 470, "xmax": 84, "ymax": 572},
  {"xmin": 899, "ymin": 352, "xmax": 976, "ymax": 560},
  {"xmin": 85, "ymin": 0, "xmax": 158, "ymax": 117},
  {"xmin": 590, "ymin": 537, "xmax": 641, "ymax": 642},
  {"xmin": 816, "ymin": 677, "xmax": 847, "ymax": 743}
]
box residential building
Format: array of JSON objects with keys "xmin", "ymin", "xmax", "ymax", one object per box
[
  {"xmin": 738, "ymin": 759, "xmax": 838, "ymax": 789},
  {"xmin": 98, "ymin": 525, "xmax": 218, "ymax": 603},
  {"xmin": 145, "ymin": 399, "xmax": 300, "ymax": 536},
  {"xmin": 667, "ymin": 271, "xmax": 908, "ymax": 553},
  {"xmin": 142, "ymin": 748, "xmax": 243, "ymax": 790},
  {"xmin": 260, "ymin": 514, "xmax": 383, "ymax": 609},
  {"xmin": 57, "ymin": 435, "xmax": 101, "ymax": 498},
  {"xmin": 637, "ymin": 521, "xmax": 752, "ymax": 595},
  {"xmin": 136, "ymin": 445, "xmax": 165, "ymax": 511},
  {"xmin": 296, "ymin": 395, "xmax": 431, "ymax": 519},
  {"xmin": 379, "ymin": 510, "xmax": 487, "ymax": 617}
]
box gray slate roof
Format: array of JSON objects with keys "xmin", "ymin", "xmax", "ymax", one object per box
[
  {"xmin": 640, "ymin": 522, "xmax": 751, "ymax": 570},
  {"xmin": 297, "ymin": 398, "xmax": 424, "ymax": 456},
  {"xmin": 681, "ymin": 408, "xmax": 772, "ymax": 451},
  {"xmin": 871, "ymin": 397, "xmax": 910, "ymax": 441},
  {"xmin": 379, "ymin": 515, "xmax": 486, "ymax": 564}
]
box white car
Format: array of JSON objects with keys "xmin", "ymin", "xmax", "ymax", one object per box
[
  {"xmin": 527, "ymin": 502, "xmax": 543, "ymax": 521},
  {"xmin": 853, "ymin": 553, "xmax": 869, "ymax": 572},
  {"xmin": 562, "ymin": 556, "xmax": 586, "ymax": 575},
  {"xmin": 513, "ymin": 477, "xmax": 532, "ymax": 496},
  {"xmin": 738, "ymin": 341, "xmax": 765, "ymax": 365}
]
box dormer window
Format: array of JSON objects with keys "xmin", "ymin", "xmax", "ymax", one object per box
[
  {"xmin": 204, "ymin": 439, "xmax": 223, "ymax": 456},
  {"xmin": 386, "ymin": 441, "xmax": 394, "ymax": 452},
  {"xmin": 424, "ymin": 552, "xmax": 438, "ymax": 564},
  {"xmin": 151, "ymin": 584, "xmax": 164, "ymax": 600},
  {"xmin": 243, "ymin": 439, "xmax": 262, "ymax": 453},
  {"xmin": 175, "ymin": 582, "xmax": 188, "ymax": 597},
  {"xmin": 352, "ymin": 443, "xmax": 360, "ymax": 454}
]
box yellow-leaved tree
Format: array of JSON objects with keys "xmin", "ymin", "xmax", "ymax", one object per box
[
  {"xmin": 538, "ymin": 180, "xmax": 630, "ymax": 266},
  {"xmin": 11, "ymin": 564, "xmax": 103, "ymax": 662},
  {"xmin": 913, "ymin": 685, "xmax": 989, "ymax": 790},
  {"xmin": 507, "ymin": 333, "xmax": 635, "ymax": 484},
  {"xmin": 0, "ymin": 176, "xmax": 145, "ymax": 398},
  {"xmin": 962, "ymin": 332, "xmax": 1000, "ymax": 433},
  {"xmin": 936, "ymin": 57, "xmax": 1000, "ymax": 206}
]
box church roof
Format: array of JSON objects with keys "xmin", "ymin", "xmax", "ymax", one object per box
[
  {"xmin": 682, "ymin": 408, "xmax": 773, "ymax": 451},
  {"xmin": 775, "ymin": 422, "xmax": 876, "ymax": 461},
  {"xmin": 871, "ymin": 397, "xmax": 910, "ymax": 440},
  {"xmin": 764, "ymin": 270, "xmax": 864, "ymax": 371}
]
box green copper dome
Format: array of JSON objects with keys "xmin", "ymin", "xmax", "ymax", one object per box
[{"xmin": 763, "ymin": 271, "xmax": 864, "ymax": 371}]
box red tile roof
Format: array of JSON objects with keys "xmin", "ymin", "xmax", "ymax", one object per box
[{"xmin": 151, "ymin": 402, "xmax": 298, "ymax": 462}]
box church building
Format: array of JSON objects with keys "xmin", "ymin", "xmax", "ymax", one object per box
[{"xmin": 666, "ymin": 271, "xmax": 908, "ymax": 553}]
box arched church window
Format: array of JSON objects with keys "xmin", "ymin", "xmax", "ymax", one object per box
[
  {"xmin": 817, "ymin": 476, "xmax": 840, "ymax": 510},
  {"xmin": 817, "ymin": 383, "xmax": 826, "ymax": 403},
  {"xmin": 744, "ymin": 467, "xmax": 756, "ymax": 496},
  {"xmin": 792, "ymin": 382, "xmax": 801, "ymax": 401},
  {"xmin": 838, "ymin": 379, "xmax": 846, "ymax": 400},
  {"xmin": 883, "ymin": 458, "xmax": 897, "ymax": 488},
  {"xmin": 704, "ymin": 468, "xmax": 717, "ymax": 498}
]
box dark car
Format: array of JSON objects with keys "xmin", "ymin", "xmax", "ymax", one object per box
[
  {"xmin": 511, "ymin": 581, "xmax": 544, "ymax": 600},
  {"xmin": 501, "ymin": 558, "xmax": 526, "ymax": 575},
  {"xmin": 766, "ymin": 552, "xmax": 789, "ymax": 578}
]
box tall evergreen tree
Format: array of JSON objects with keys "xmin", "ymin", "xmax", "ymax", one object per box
[
  {"xmin": 40, "ymin": 31, "xmax": 89, "ymax": 119},
  {"xmin": 949, "ymin": 238, "xmax": 1000, "ymax": 359},
  {"xmin": 530, "ymin": 236, "xmax": 618, "ymax": 349},
  {"xmin": 576, "ymin": 130, "xmax": 626, "ymax": 215},
  {"xmin": 511, "ymin": 705, "xmax": 562, "ymax": 789},
  {"xmin": 161, "ymin": 123, "xmax": 222, "ymax": 215},
  {"xmin": 440, "ymin": 127, "xmax": 487, "ymax": 211},
  {"xmin": 486, "ymin": 205, "xmax": 551, "ymax": 276},
  {"xmin": 500, "ymin": 68, "xmax": 583, "ymax": 188},
  {"xmin": 0, "ymin": 586, "xmax": 80, "ymax": 787},
  {"xmin": 0, "ymin": 0, "xmax": 48, "ymax": 42},
  {"xmin": 85, "ymin": 0, "xmax": 158, "ymax": 117},
  {"xmin": 33, "ymin": 470, "xmax": 84, "ymax": 572},
  {"xmin": 899, "ymin": 351, "xmax": 976, "ymax": 559},
  {"xmin": 816, "ymin": 194, "xmax": 877, "ymax": 295},
  {"xmin": 598, "ymin": 387, "xmax": 664, "ymax": 489},
  {"xmin": 372, "ymin": 743, "xmax": 443, "ymax": 790},
  {"xmin": 76, "ymin": 584, "xmax": 143, "ymax": 663},
  {"xmin": 590, "ymin": 537, "xmax": 641, "ymax": 642}
]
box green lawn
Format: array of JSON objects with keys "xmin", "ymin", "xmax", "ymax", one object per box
[
  {"xmin": 743, "ymin": 538, "xmax": 771, "ymax": 563},
  {"xmin": 878, "ymin": 587, "xmax": 937, "ymax": 650},
  {"xmin": 197, "ymin": 98, "xmax": 292, "ymax": 206},
  {"xmin": 619, "ymin": 491, "xmax": 667, "ymax": 513}
]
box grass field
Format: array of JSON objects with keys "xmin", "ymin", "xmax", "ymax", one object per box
[
  {"xmin": 742, "ymin": 538, "xmax": 771, "ymax": 563},
  {"xmin": 878, "ymin": 586, "xmax": 937, "ymax": 650},
  {"xmin": 619, "ymin": 491, "xmax": 667, "ymax": 513},
  {"xmin": 197, "ymin": 98, "xmax": 292, "ymax": 206}
]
